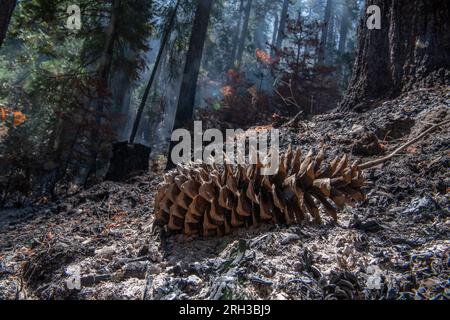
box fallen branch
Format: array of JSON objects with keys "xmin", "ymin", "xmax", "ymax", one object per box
[
  {"xmin": 359, "ymin": 119, "xmax": 450, "ymax": 170},
  {"xmin": 282, "ymin": 110, "xmax": 305, "ymax": 128}
]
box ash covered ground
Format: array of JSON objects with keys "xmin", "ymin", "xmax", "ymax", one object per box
[{"xmin": 0, "ymin": 87, "xmax": 449, "ymax": 300}]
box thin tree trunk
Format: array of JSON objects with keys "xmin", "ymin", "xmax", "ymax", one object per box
[
  {"xmin": 297, "ymin": 0, "xmax": 302, "ymax": 22},
  {"xmin": 129, "ymin": 0, "xmax": 180, "ymax": 144},
  {"xmin": 0, "ymin": 0, "xmax": 17, "ymax": 48},
  {"xmin": 228, "ymin": 0, "xmax": 244, "ymax": 70},
  {"xmin": 275, "ymin": 0, "xmax": 290, "ymax": 51},
  {"xmin": 271, "ymin": 12, "xmax": 279, "ymax": 47},
  {"xmin": 338, "ymin": 0, "xmax": 351, "ymax": 53},
  {"xmin": 254, "ymin": 0, "xmax": 271, "ymax": 50},
  {"xmin": 327, "ymin": 6, "xmax": 336, "ymax": 64},
  {"xmin": 166, "ymin": 0, "xmax": 213, "ymax": 169},
  {"xmin": 235, "ymin": 0, "xmax": 253, "ymax": 67},
  {"xmin": 318, "ymin": 0, "xmax": 333, "ymax": 64},
  {"xmin": 111, "ymin": 66, "xmax": 132, "ymax": 137},
  {"xmin": 98, "ymin": 0, "xmax": 121, "ymax": 87},
  {"xmin": 171, "ymin": 0, "xmax": 213, "ymax": 127},
  {"xmin": 340, "ymin": 0, "xmax": 450, "ymax": 111}
]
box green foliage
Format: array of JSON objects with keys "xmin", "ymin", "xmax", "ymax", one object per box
[{"xmin": 270, "ymin": 18, "xmax": 341, "ymax": 114}]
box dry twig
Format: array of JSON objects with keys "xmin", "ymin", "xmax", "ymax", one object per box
[{"xmin": 360, "ymin": 119, "xmax": 450, "ymax": 170}]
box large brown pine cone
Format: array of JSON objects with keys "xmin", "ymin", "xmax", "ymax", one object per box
[{"xmin": 154, "ymin": 146, "xmax": 365, "ymax": 237}]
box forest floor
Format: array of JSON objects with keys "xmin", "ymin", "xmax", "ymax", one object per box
[{"xmin": 0, "ymin": 87, "xmax": 449, "ymax": 300}]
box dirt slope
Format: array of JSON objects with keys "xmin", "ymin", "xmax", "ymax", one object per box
[{"xmin": 0, "ymin": 87, "xmax": 449, "ymax": 300}]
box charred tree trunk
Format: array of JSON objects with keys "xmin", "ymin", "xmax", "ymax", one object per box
[
  {"xmin": 228, "ymin": 1, "xmax": 244, "ymax": 70},
  {"xmin": 236, "ymin": 0, "xmax": 253, "ymax": 67},
  {"xmin": 0, "ymin": 0, "xmax": 17, "ymax": 48},
  {"xmin": 341, "ymin": 0, "xmax": 450, "ymax": 111},
  {"xmin": 274, "ymin": 0, "xmax": 290, "ymax": 51},
  {"xmin": 318, "ymin": 0, "xmax": 333, "ymax": 64},
  {"xmin": 91, "ymin": 0, "xmax": 122, "ymax": 175},
  {"xmin": 97, "ymin": 0, "xmax": 121, "ymax": 89},
  {"xmin": 111, "ymin": 46, "xmax": 136, "ymax": 139},
  {"xmin": 129, "ymin": 0, "xmax": 180, "ymax": 144},
  {"xmin": 166, "ymin": 0, "xmax": 213, "ymax": 169},
  {"xmin": 254, "ymin": 0, "xmax": 271, "ymax": 50},
  {"xmin": 71, "ymin": 0, "xmax": 121, "ymax": 186},
  {"xmin": 171, "ymin": 0, "xmax": 213, "ymax": 128},
  {"xmin": 327, "ymin": 6, "xmax": 336, "ymax": 64},
  {"xmin": 338, "ymin": 0, "xmax": 351, "ymax": 53}
]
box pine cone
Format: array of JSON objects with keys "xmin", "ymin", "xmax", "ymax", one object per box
[{"xmin": 154, "ymin": 146, "xmax": 365, "ymax": 237}]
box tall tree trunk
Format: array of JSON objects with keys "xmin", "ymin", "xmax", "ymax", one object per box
[
  {"xmin": 94, "ymin": 0, "xmax": 121, "ymax": 137},
  {"xmin": 296, "ymin": 0, "xmax": 303, "ymax": 22},
  {"xmin": 98, "ymin": 0, "xmax": 121, "ymax": 87},
  {"xmin": 166, "ymin": 0, "xmax": 213, "ymax": 169},
  {"xmin": 274, "ymin": 0, "xmax": 290, "ymax": 51},
  {"xmin": 341, "ymin": 0, "xmax": 450, "ymax": 111},
  {"xmin": 0, "ymin": 0, "xmax": 17, "ymax": 48},
  {"xmin": 338, "ymin": 0, "xmax": 351, "ymax": 53},
  {"xmin": 271, "ymin": 12, "xmax": 279, "ymax": 47},
  {"xmin": 228, "ymin": 0, "xmax": 244, "ymax": 70},
  {"xmin": 318, "ymin": 0, "xmax": 333, "ymax": 64},
  {"xmin": 254, "ymin": 15, "xmax": 265, "ymax": 50},
  {"xmin": 172, "ymin": 0, "xmax": 213, "ymax": 128},
  {"xmin": 129, "ymin": 0, "xmax": 180, "ymax": 144},
  {"xmin": 111, "ymin": 64, "xmax": 133, "ymax": 138},
  {"xmin": 327, "ymin": 6, "xmax": 336, "ymax": 64},
  {"xmin": 235, "ymin": 0, "xmax": 253, "ymax": 67},
  {"xmin": 72, "ymin": 0, "xmax": 121, "ymax": 186},
  {"xmin": 254, "ymin": 0, "xmax": 271, "ymax": 50}
]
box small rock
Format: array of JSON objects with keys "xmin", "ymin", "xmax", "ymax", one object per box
[
  {"xmin": 147, "ymin": 264, "xmax": 161, "ymax": 275},
  {"xmin": 137, "ymin": 244, "xmax": 149, "ymax": 257},
  {"xmin": 95, "ymin": 245, "xmax": 116, "ymax": 258},
  {"xmin": 351, "ymin": 124, "xmax": 365, "ymax": 135},
  {"xmin": 80, "ymin": 274, "xmax": 111, "ymax": 287},
  {"xmin": 280, "ymin": 233, "xmax": 301, "ymax": 245},
  {"xmin": 272, "ymin": 293, "xmax": 288, "ymax": 300},
  {"xmin": 402, "ymin": 196, "xmax": 439, "ymax": 216},
  {"xmin": 352, "ymin": 132, "xmax": 383, "ymax": 156},
  {"xmin": 121, "ymin": 261, "xmax": 148, "ymax": 279},
  {"xmin": 351, "ymin": 217, "xmax": 383, "ymax": 233},
  {"xmin": 186, "ymin": 275, "xmax": 202, "ymax": 287},
  {"xmin": 0, "ymin": 262, "xmax": 12, "ymax": 275}
]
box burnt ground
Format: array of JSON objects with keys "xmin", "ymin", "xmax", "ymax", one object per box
[{"xmin": 0, "ymin": 87, "xmax": 449, "ymax": 300}]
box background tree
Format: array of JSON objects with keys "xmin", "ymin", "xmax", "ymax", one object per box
[
  {"xmin": 227, "ymin": 0, "xmax": 244, "ymax": 70},
  {"xmin": 341, "ymin": 0, "xmax": 450, "ymax": 111},
  {"xmin": 253, "ymin": 0, "xmax": 273, "ymax": 51},
  {"xmin": 129, "ymin": 0, "xmax": 181, "ymax": 144},
  {"xmin": 172, "ymin": 0, "xmax": 214, "ymax": 128},
  {"xmin": 318, "ymin": 0, "xmax": 333, "ymax": 64},
  {"xmin": 0, "ymin": 0, "xmax": 154, "ymax": 195},
  {"xmin": 338, "ymin": 0, "xmax": 351, "ymax": 54},
  {"xmin": 235, "ymin": 0, "xmax": 253, "ymax": 67},
  {"xmin": 0, "ymin": 0, "xmax": 17, "ymax": 48},
  {"xmin": 274, "ymin": 0, "xmax": 290, "ymax": 51},
  {"xmin": 166, "ymin": 0, "xmax": 214, "ymax": 169}
]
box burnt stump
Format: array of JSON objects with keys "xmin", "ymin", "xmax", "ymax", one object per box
[{"xmin": 106, "ymin": 142, "xmax": 151, "ymax": 182}]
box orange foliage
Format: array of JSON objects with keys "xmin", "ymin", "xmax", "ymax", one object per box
[
  {"xmin": 0, "ymin": 106, "xmax": 27, "ymax": 126},
  {"xmin": 255, "ymin": 48, "xmax": 273, "ymax": 65},
  {"xmin": 220, "ymin": 85, "xmax": 233, "ymax": 97},
  {"xmin": 226, "ymin": 69, "xmax": 245, "ymax": 84}
]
